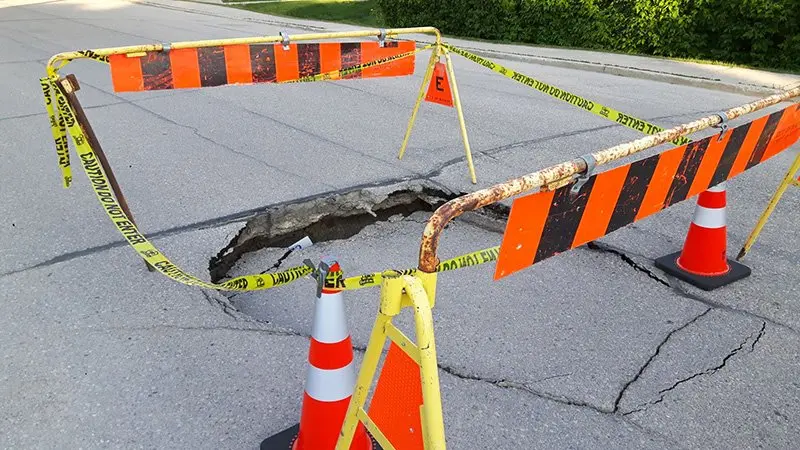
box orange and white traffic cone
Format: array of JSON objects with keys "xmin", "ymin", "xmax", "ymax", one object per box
[
  {"xmin": 261, "ymin": 261, "xmax": 372, "ymax": 450},
  {"xmin": 655, "ymin": 183, "xmax": 751, "ymax": 291}
]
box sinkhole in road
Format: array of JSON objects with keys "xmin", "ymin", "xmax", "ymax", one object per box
[
  {"xmin": 208, "ymin": 181, "xmax": 511, "ymax": 287},
  {"xmin": 210, "ymin": 183, "xmax": 446, "ymax": 284}
]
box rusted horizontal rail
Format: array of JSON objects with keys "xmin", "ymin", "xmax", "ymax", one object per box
[
  {"xmin": 46, "ymin": 27, "xmax": 441, "ymax": 73},
  {"xmin": 418, "ymin": 86, "xmax": 800, "ymax": 273}
]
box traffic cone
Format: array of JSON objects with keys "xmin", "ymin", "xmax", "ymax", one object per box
[
  {"xmin": 655, "ymin": 183, "xmax": 751, "ymax": 291},
  {"xmin": 261, "ymin": 261, "xmax": 373, "ymax": 450}
]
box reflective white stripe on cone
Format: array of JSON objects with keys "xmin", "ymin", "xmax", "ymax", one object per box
[
  {"xmin": 305, "ymin": 362, "xmax": 356, "ymax": 402},
  {"xmin": 311, "ymin": 290, "xmax": 349, "ymax": 343},
  {"xmin": 691, "ymin": 205, "xmax": 726, "ymax": 229},
  {"xmin": 677, "ymin": 183, "xmax": 730, "ymax": 276}
]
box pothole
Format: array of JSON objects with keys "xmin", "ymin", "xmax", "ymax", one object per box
[
  {"xmin": 208, "ymin": 180, "xmax": 510, "ymax": 287},
  {"xmin": 210, "ymin": 182, "xmax": 447, "ymax": 284}
]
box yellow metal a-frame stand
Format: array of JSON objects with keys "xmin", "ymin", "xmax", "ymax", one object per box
[
  {"xmin": 398, "ymin": 46, "xmax": 477, "ymax": 184},
  {"xmin": 336, "ymin": 272, "xmax": 445, "ymax": 450},
  {"xmin": 738, "ymin": 152, "xmax": 800, "ymax": 260}
]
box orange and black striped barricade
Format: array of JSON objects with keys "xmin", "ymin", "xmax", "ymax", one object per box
[
  {"xmin": 494, "ymin": 102, "xmax": 800, "ymax": 279},
  {"xmin": 108, "ymin": 40, "xmax": 416, "ymax": 92}
]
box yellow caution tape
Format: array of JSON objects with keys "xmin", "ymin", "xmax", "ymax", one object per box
[
  {"xmin": 76, "ymin": 50, "xmax": 110, "ymax": 64},
  {"xmin": 336, "ymin": 245, "xmax": 501, "ymax": 291},
  {"xmin": 40, "ymin": 78, "xmax": 72, "ymax": 188},
  {"xmin": 443, "ymin": 44, "xmax": 691, "ymax": 146},
  {"xmin": 288, "ymin": 44, "xmax": 434, "ymax": 84},
  {"xmin": 44, "ymin": 77, "xmax": 313, "ymax": 292}
]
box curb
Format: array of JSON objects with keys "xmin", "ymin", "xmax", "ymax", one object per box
[
  {"xmin": 150, "ymin": 1, "xmax": 798, "ymax": 97},
  {"xmin": 447, "ymin": 45, "xmax": 786, "ymax": 98}
]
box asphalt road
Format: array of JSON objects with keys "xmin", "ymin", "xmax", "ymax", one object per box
[{"xmin": 1, "ymin": 1, "xmax": 798, "ymax": 449}]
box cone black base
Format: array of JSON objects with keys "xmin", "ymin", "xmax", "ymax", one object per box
[
  {"xmin": 655, "ymin": 251, "xmax": 751, "ymax": 291},
  {"xmin": 260, "ymin": 423, "xmax": 383, "ymax": 450},
  {"xmin": 261, "ymin": 424, "xmax": 299, "ymax": 450}
]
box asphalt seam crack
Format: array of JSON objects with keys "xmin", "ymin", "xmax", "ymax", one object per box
[
  {"xmin": 666, "ymin": 275, "xmax": 798, "ymax": 334},
  {"xmin": 0, "ymin": 102, "xmax": 127, "ymax": 122},
  {"xmin": 750, "ymin": 322, "xmax": 766, "ymax": 352},
  {"xmin": 623, "ymin": 321, "xmax": 767, "ymax": 416},
  {"xmin": 201, "ymin": 290, "xmax": 250, "ymax": 322},
  {"xmin": 422, "ymin": 109, "xmax": 722, "ymax": 180},
  {"xmin": 436, "ymin": 363, "xmax": 612, "ymax": 412},
  {"xmin": 432, "ymin": 362, "xmax": 678, "ymax": 444},
  {"xmin": 583, "ymin": 242, "xmax": 799, "ymax": 336},
  {"xmin": 1, "ymin": 177, "xmax": 427, "ymax": 277},
  {"xmin": 586, "ymin": 241, "xmax": 671, "ymax": 287},
  {"xmin": 612, "ymin": 308, "xmax": 713, "ymax": 412}
]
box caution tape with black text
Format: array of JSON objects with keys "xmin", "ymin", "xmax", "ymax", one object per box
[
  {"xmin": 290, "ymin": 43, "xmax": 434, "ymax": 84},
  {"xmin": 442, "ymin": 44, "xmax": 691, "ymax": 146}
]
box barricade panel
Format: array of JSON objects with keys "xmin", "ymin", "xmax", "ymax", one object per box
[
  {"xmin": 109, "ymin": 41, "xmax": 417, "ymax": 92},
  {"xmin": 494, "ymin": 103, "xmax": 800, "ymax": 279},
  {"xmin": 417, "ymin": 86, "xmax": 800, "ymax": 273}
]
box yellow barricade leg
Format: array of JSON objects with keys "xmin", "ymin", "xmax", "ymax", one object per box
[
  {"xmin": 398, "ymin": 45, "xmax": 477, "ymax": 184},
  {"xmin": 336, "ymin": 273, "xmax": 445, "ymax": 450},
  {"xmin": 443, "ymin": 48, "xmax": 476, "ymax": 184},
  {"xmin": 398, "ymin": 47, "xmax": 439, "ymax": 161},
  {"xmin": 737, "ymin": 152, "xmax": 800, "ymax": 260}
]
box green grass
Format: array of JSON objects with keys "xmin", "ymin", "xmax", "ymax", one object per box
[
  {"xmin": 227, "ymin": 0, "xmax": 383, "ymax": 28},
  {"xmin": 225, "ymin": 1, "xmax": 793, "ymax": 74}
]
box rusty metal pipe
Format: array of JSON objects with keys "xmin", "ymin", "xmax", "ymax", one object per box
[
  {"xmin": 418, "ymin": 86, "xmax": 800, "ymax": 273},
  {"xmin": 46, "ymin": 27, "xmax": 442, "ymax": 74},
  {"xmin": 58, "ymin": 75, "xmax": 155, "ymax": 272}
]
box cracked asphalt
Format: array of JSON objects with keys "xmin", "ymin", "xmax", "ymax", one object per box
[{"xmin": 1, "ymin": 1, "xmax": 798, "ymax": 448}]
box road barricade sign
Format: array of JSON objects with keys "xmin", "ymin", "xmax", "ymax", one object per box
[
  {"xmin": 337, "ymin": 273, "xmax": 444, "ymax": 450},
  {"xmin": 108, "ymin": 40, "xmax": 417, "ymax": 92},
  {"xmin": 424, "ymin": 62, "xmax": 453, "ymax": 107},
  {"xmin": 494, "ymin": 103, "xmax": 800, "ymax": 280}
]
